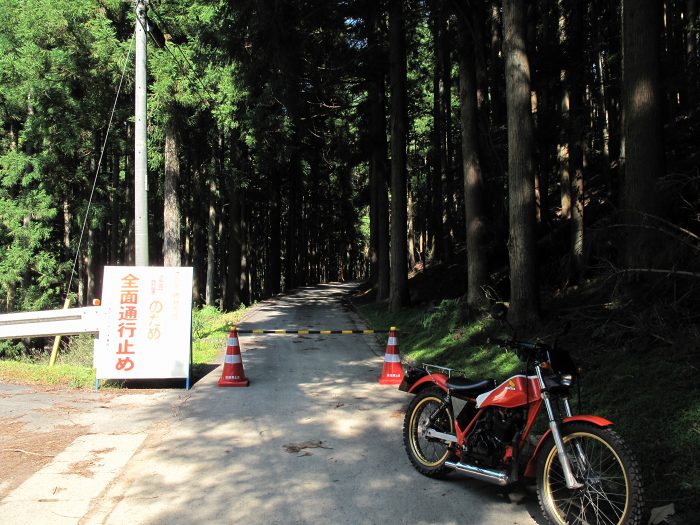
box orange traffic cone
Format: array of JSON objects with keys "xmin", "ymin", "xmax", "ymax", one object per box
[
  {"xmin": 218, "ymin": 328, "xmax": 250, "ymax": 387},
  {"xmin": 378, "ymin": 327, "xmax": 404, "ymax": 385}
]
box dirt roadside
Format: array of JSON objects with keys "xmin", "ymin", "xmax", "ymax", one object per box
[{"xmin": 0, "ymin": 383, "xmax": 182, "ymax": 501}]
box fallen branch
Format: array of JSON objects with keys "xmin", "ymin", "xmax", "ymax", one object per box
[
  {"xmin": 1, "ymin": 448, "xmax": 55, "ymax": 457},
  {"xmin": 614, "ymin": 268, "xmax": 700, "ymax": 279},
  {"xmin": 631, "ymin": 210, "xmax": 700, "ymax": 245},
  {"xmin": 283, "ymin": 440, "xmax": 332, "ymax": 454},
  {"xmin": 650, "ymin": 333, "xmax": 674, "ymax": 345},
  {"xmin": 603, "ymin": 223, "xmax": 700, "ymax": 253}
]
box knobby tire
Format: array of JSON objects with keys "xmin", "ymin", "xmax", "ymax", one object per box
[{"xmin": 536, "ymin": 422, "xmax": 644, "ymax": 525}]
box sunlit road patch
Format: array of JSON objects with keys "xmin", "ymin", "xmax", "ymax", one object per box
[{"xmin": 0, "ymin": 433, "xmax": 146, "ymax": 524}]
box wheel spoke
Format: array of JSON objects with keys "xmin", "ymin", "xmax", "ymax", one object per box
[
  {"xmin": 543, "ymin": 430, "xmax": 633, "ymax": 525},
  {"xmin": 409, "ymin": 396, "xmax": 452, "ymax": 467}
]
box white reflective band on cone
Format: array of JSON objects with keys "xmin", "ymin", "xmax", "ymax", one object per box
[
  {"xmin": 388, "ymin": 337, "xmax": 398, "ymax": 345},
  {"xmin": 224, "ymin": 354, "xmax": 242, "ymax": 364},
  {"xmin": 228, "ymin": 338, "xmax": 239, "ymax": 346},
  {"xmin": 383, "ymin": 354, "xmax": 401, "ymax": 362}
]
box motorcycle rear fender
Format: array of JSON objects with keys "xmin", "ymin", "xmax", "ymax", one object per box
[
  {"xmin": 406, "ymin": 373, "xmax": 449, "ymax": 394},
  {"xmin": 522, "ymin": 415, "xmax": 613, "ymax": 478}
]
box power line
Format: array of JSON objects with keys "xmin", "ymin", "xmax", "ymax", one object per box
[
  {"xmin": 146, "ymin": 3, "xmax": 216, "ymax": 108},
  {"xmin": 65, "ymin": 33, "xmax": 135, "ymax": 302},
  {"xmin": 134, "ymin": 9, "xmax": 210, "ymax": 112}
]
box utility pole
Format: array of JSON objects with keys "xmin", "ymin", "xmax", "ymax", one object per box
[{"xmin": 134, "ymin": 0, "xmax": 149, "ymax": 266}]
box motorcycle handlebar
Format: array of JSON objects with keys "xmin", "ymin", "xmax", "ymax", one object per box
[{"xmin": 491, "ymin": 338, "xmax": 544, "ymax": 361}]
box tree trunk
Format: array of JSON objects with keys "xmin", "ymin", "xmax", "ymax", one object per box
[
  {"xmin": 534, "ymin": 0, "xmax": 556, "ymax": 229},
  {"xmin": 593, "ymin": 14, "xmax": 612, "ymax": 197},
  {"xmin": 110, "ymin": 152, "xmax": 120, "ymax": 264},
  {"xmin": 268, "ymin": 169, "xmax": 281, "ymax": 296},
  {"xmin": 490, "ymin": 2, "xmax": 504, "ymax": 125},
  {"xmin": 440, "ymin": 9, "xmax": 454, "ymax": 261},
  {"xmin": 205, "ymin": 175, "xmax": 217, "ymax": 306},
  {"xmin": 408, "ymin": 189, "xmax": 416, "ymax": 270},
  {"xmin": 77, "ymin": 255, "xmax": 85, "ymax": 307},
  {"xmin": 388, "ymin": 0, "xmax": 410, "ymax": 312},
  {"xmin": 376, "ymin": 176, "xmax": 390, "ymax": 300},
  {"xmin": 225, "ymin": 170, "xmax": 242, "ymax": 310},
  {"xmin": 240, "ymin": 191, "xmax": 250, "ymax": 305},
  {"xmin": 566, "ymin": 0, "xmax": 586, "ymax": 282},
  {"xmin": 285, "ymin": 150, "xmax": 300, "ymax": 291},
  {"xmin": 503, "ymin": 0, "xmax": 539, "ymax": 327},
  {"xmin": 622, "ymin": 0, "xmax": 665, "ymax": 269},
  {"xmin": 368, "ymin": 2, "xmax": 390, "ymax": 301},
  {"xmin": 367, "ymin": 0, "xmax": 391, "ymax": 301},
  {"xmin": 63, "ymin": 199, "xmax": 72, "ymax": 257},
  {"xmin": 430, "ymin": 0, "xmax": 445, "ymax": 262},
  {"xmin": 124, "ymin": 124, "xmax": 135, "ymax": 265},
  {"xmin": 457, "ymin": 12, "xmax": 489, "ymax": 311},
  {"xmin": 163, "ymin": 120, "xmax": 181, "ymax": 267},
  {"xmin": 688, "ymin": 0, "xmax": 698, "ymax": 108},
  {"xmin": 191, "ymin": 172, "xmax": 205, "ymax": 305},
  {"xmin": 557, "ymin": 0, "xmax": 571, "ymax": 220},
  {"xmin": 86, "ymin": 227, "xmax": 97, "ymax": 302}
]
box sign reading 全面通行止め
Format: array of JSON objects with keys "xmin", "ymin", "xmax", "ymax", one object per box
[{"xmin": 94, "ymin": 266, "xmax": 193, "ymax": 381}]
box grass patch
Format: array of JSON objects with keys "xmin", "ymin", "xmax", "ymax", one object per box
[
  {"xmin": 191, "ymin": 305, "xmax": 248, "ymax": 379},
  {"xmin": 356, "ymin": 296, "xmax": 700, "ymax": 517},
  {"xmin": 0, "ymin": 304, "xmax": 249, "ymax": 389},
  {"xmin": 579, "ymin": 346, "xmax": 700, "ymax": 512},
  {"xmin": 0, "ymin": 360, "xmax": 96, "ymax": 388},
  {"xmin": 357, "ymin": 300, "xmax": 520, "ymax": 380}
]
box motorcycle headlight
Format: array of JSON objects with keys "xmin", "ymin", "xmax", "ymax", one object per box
[{"xmin": 561, "ymin": 374, "xmax": 573, "ymax": 386}]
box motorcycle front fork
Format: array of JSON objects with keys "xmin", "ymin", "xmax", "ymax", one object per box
[{"xmin": 537, "ymin": 367, "xmax": 585, "ymax": 490}]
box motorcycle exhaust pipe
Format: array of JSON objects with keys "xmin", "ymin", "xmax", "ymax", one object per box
[{"xmin": 444, "ymin": 460, "xmax": 511, "ymax": 486}]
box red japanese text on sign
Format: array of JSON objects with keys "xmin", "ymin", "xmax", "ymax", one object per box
[{"xmin": 116, "ymin": 274, "xmax": 140, "ymax": 371}]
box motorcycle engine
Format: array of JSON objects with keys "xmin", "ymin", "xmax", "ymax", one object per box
[{"xmin": 465, "ymin": 408, "xmax": 525, "ymax": 467}]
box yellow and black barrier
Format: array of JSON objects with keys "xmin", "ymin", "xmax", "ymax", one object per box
[
  {"xmin": 225, "ymin": 326, "xmax": 407, "ymax": 385},
  {"xmin": 232, "ymin": 328, "xmax": 401, "ymax": 335}
]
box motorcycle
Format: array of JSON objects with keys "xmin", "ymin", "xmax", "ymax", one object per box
[{"xmin": 399, "ymin": 304, "xmax": 644, "ymax": 525}]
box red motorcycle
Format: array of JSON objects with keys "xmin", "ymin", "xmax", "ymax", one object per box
[{"xmin": 400, "ymin": 305, "xmax": 644, "ymax": 525}]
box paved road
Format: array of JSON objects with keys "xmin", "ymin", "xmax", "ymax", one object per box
[{"xmin": 0, "ymin": 282, "xmax": 542, "ymax": 525}]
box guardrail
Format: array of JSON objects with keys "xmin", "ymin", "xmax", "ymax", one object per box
[{"xmin": 0, "ymin": 307, "xmax": 103, "ymax": 339}]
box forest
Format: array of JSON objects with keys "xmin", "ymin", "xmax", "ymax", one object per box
[
  {"xmin": 0, "ymin": 0, "xmax": 698, "ymax": 329},
  {"xmin": 1, "ymin": 0, "xmax": 699, "ymax": 519}
]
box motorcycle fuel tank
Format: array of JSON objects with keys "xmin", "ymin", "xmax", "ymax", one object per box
[{"xmin": 475, "ymin": 375, "xmax": 541, "ymax": 409}]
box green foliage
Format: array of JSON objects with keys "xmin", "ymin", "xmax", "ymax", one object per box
[
  {"xmin": 0, "ymin": 0, "xmax": 130, "ymax": 312},
  {"xmin": 0, "ymin": 152, "xmax": 62, "ymax": 310},
  {"xmin": 580, "ymin": 345, "xmax": 700, "ymax": 512},
  {"xmin": 0, "ymin": 340, "xmax": 24, "ymax": 360},
  {"xmin": 57, "ymin": 335, "xmax": 95, "ymax": 367},
  {"xmin": 191, "ymin": 304, "xmax": 225, "ymax": 339},
  {"xmin": 357, "ymin": 299, "xmax": 520, "ymax": 380},
  {"xmin": 0, "ymin": 360, "xmax": 96, "ymax": 388},
  {"xmin": 1, "ymin": 0, "xmax": 376, "ymax": 310},
  {"xmin": 420, "ymin": 298, "xmax": 461, "ymax": 330},
  {"xmin": 359, "ymin": 208, "xmax": 370, "ymax": 243}
]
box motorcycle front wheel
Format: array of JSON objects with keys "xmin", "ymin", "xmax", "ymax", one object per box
[
  {"xmin": 536, "ymin": 422, "xmax": 644, "ymax": 525},
  {"xmin": 402, "ymin": 387, "xmax": 454, "ymax": 478}
]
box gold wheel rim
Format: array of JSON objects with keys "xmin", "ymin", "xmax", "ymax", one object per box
[
  {"xmin": 543, "ymin": 431, "xmax": 630, "ymax": 525},
  {"xmin": 409, "ymin": 396, "xmax": 452, "ymax": 468}
]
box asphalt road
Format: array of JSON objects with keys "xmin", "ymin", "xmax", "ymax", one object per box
[{"xmin": 0, "ymin": 282, "xmax": 543, "ymax": 525}]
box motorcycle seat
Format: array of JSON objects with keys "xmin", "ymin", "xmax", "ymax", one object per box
[{"xmin": 446, "ymin": 377, "xmax": 496, "ymax": 395}]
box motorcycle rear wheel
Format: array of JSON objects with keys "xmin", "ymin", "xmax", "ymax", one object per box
[
  {"xmin": 536, "ymin": 422, "xmax": 644, "ymax": 525},
  {"xmin": 402, "ymin": 387, "xmax": 454, "ymax": 478}
]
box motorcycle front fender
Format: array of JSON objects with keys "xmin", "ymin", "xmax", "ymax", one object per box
[
  {"xmin": 405, "ymin": 372, "xmax": 449, "ymax": 394},
  {"xmin": 523, "ymin": 415, "xmax": 614, "ymax": 478}
]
